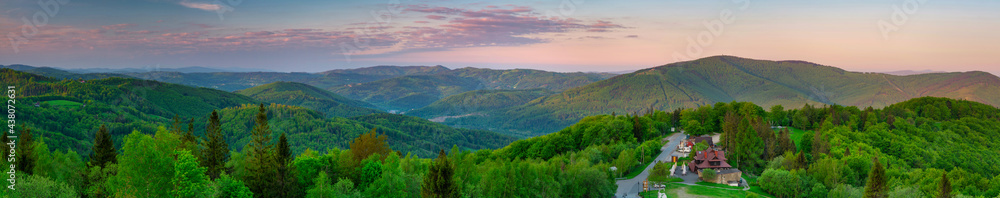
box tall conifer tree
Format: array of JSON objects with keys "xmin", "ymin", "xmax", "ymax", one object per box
[
  {"xmin": 938, "ymin": 172, "xmax": 951, "ymax": 198},
  {"xmin": 16, "ymin": 124, "xmax": 34, "ymax": 174},
  {"xmin": 201, "ymin": 110, "xmax": 229, "ymax": 179},
  {"xmin": 864, "ymin": 157, "xmax": 887, "ymax": 198},
  {"xmin": 421, "ymin": 149, "xmax": 458, "ymax": 198},
  {"xmin": 275, "ymin": 132, "xmax": 294, "ymax": 197},
  {"xmin": 90, "ymin": 124, "xmax": 117, "ymax": 168},
  {"xmin": 244, "ymin": 103, "xmax": 277, "ymax": 197}
]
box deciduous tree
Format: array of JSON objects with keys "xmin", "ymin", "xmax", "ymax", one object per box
[
  {"xmin": 171, "ymin": 150, "xmax": 212, "ymax": 198},
  {"xmin": 350, "ymin": 128, "xmax": 391, "ymax": 162}
]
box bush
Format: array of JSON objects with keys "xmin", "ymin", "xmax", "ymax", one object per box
[{"xmin": 702, "ymin": 169, "xmax": 717, "ymax": 182}]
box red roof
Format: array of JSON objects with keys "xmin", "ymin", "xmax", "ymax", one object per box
[{"xmin": 688, "ymin": 147, "xmax": 732, "ymax": 172}]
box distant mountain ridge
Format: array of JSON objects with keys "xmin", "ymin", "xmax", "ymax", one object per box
[
  {"xmin": 415, "ymin": 56, "xmax": 1000, "ymax": 136},
  {"xmin": 235, "ymin": 82, "xmax": 383, "ymax": 118},
  {"xmin": 879, "ymin": 70, "xmax": 944, "ymax": 76},
  {"xmin": 328, "ymin": 67, "xmax": 610, "ymax": 111}
]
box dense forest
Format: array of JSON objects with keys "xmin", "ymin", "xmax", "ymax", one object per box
[
  {"xmin": 421, "ymin": 56, "xmax": 1000, "ymax": 136},
  {"xmin": 235, "ymin": 82, "xmax": 383, "ymax": 118},
  {"xmin": 4, "ymin": 66, "xmax": 1000, "ymax": 197},
  {"xmin": 680, "ymin": 97, "xmax": 1000, "ymax": 197},
  {"xmin": 0, "ymin": 68, "xmax": 513, "ymax": 160},
  {"xmin": 10, "ymin": 93, "xmax": 1000, "ymax": 197}
]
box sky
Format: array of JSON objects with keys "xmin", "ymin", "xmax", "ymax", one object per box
[{"xmin": 1, "ymin": 0, "xmax": 999, "ymax": 75}]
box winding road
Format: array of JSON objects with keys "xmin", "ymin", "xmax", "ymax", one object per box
[{"xmin": 615, "ymin": 133, "xmax": 685, "ymax": 198}]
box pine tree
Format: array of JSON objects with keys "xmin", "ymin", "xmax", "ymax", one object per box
[
  {"xmin": 421, "ymin": 149, "xmax": 458, "ymax": 198},
  {"xmin": 632, "ymin": 115, "xmax": 644, "ymax": 142},
  {"xmin": 275, "ymin": 132, "xmax": 294, "ymax": 197},
  {"xmin": 938, "ymin": 172, "xmax": 951, "ymax": 198},
  {"xmin": 201, "ymin": 110, "xmax": 229, "ymax": 180},
  {"xmin": 794, "ymin": 151, "xmax": 807, "ymax": 170},
  {"xmin": 184, "ymin": 118, "xmax": 196, "ymax": 143},
  {"xmin": 863, "ymin": 157, "xmax": 887, "ymax": 198},
  {"xmin": 244, "ymin": 103, "xmax": 277, "ymax": 198},
  {"xmin": 0, "ymin": 135, "xmax": 8, "ymax": 167},
  {"xmin": 16, "ymin": 124, "xmax": 34, "ymax": 174},
  {"xmin": 171, "ymin": 114, "xmax": 183, "ymax": 134},
  {"xmin": 721, "ymin": 111, "xmax": 738, "ymax": 151},
  {"xmin": 90, "ymin": 124, "xmax": 117, "ymax": 168}
]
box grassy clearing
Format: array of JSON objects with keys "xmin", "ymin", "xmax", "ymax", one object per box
[
  {"xmin": 695, "ymin": 181, "xmax": 743, "ymax": 190},
  {"xmin": 637, "ymin": 183, "xmax": 772, "ymax": 198},
  {"xmin": 775, "ymin": 126, "xmax": 809, "ymax": 146},
  {"xmin": 46, "ymin": 100, "xmax": 82, "ymax": 106}
]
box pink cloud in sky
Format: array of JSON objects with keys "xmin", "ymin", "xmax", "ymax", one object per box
[
  {"xmin": 1, "ymin": 4, "xmax": 628, "ymax": 63},
  {"xmin": 425, "ymin": 15, "xmax": 447, "ymax": 20},
  {"xmin": 179, "ymin": 1, "xmax": 222, "ymax": 11},
  {"xmin": 102, "ymin": 24, "xmax": 137, "ymax": 30}
]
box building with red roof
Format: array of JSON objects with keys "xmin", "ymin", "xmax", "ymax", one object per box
[{"xmin": 687, "ymin": 147, "xmax": 732, "ymax": 173}]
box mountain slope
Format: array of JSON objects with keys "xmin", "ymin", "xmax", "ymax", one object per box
[
  {"xmin": 2, "ymin": 64, "xmax": 132, "ymax": 80},
  {"xmin": 406, "ymin": 89, "xmax": 554, "ymax": 118},
  {"xmin": 235, "ymin": 82, "xmax": 382, "ymax": 117},
  {"xmin": 329, "ymin": 75, "xmax": 484, "ymax": 111},
  {"xmin": 215, "ymin": 104, "xmax": 515, "ymax": 157},
  {"xmin": 423, "ymin": 56, "xmax": 1000, "ymax": 136},
  {"xmin": 2, "ymin": 68, "xmax": 515, "ymax": 159},
  {"xmin": 319, "ymin": 65, "xmax": 450, "ymax": 76},
  {"xmin": 328, "ymin": 68, "xmax": 614, "ymax": 111},
  {"xmin": 440, "ymin": 67, "xmax": 609, "ymax": 91},
  {"xmin": 0, "ymin": 68, "xmax": 257, "ymax": 156}
]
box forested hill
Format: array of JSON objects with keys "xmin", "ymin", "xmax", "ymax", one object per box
[
  {"xmin": 0, "ymin": 68, "xmax": 256, "ymax": 155},
  {"xmin": 484, "ymin": 97, "xmax": 1000, "ymax": 197},
  {"xmin": 421, "ymin": 56, "xmax": 1000, "ymax": 136},
  {"xmin": 214, "ymin": 104, "xmax": 514, "ymax": 157},
  {"xmin": 319, "ymin": 65, "xmax": 450, "ymax": 76},
  {"xmin": 329, "ymin": 74, "xmax": 484, "ymax": 111},
  {"xmin": 0, "ymin": 68, "xmax": 513, "ymax": 159},
  {"xmin": 438, "ymin": 67, "xmax": 612, "ymax": 91},
  {"xmin": 328, "ymin": 67, "xmax": 612, "ymax": 111},
  {"xmin": 235, "ymin": 82, "xmax": 382, "ymax": 118},
  {"xmin": 406, "ymin": 89, "xmax": 554, "ymax": 118}
]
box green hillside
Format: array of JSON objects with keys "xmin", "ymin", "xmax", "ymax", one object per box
[
  {"xmin": 1, "ymin": 64, "xmax": 133, "ymax": 80},
  {"xmin": 235, "ymin": 82, "xmax": 382, "ymax": 117},
  {"xmin": 440, "ymin": 67, "xmax": 609, "ymax": 91},
  {"xmin": 328, "ymin": 68, "xmax": 612, "ymax": 112},
  {"xmin": 329, "ymin": 75, "xmax": 483, "ymax": 111},
  {"xmin": 406, "ymin": 89, "xmax": 553, "ymax": 118},
  {"xmin": 0, "ymin": 68, "xmax": 257, "ymax": 155},
  {"xmin": 124, "ymin": 71, "xmax": 322, "ymax": 91},
  {"xmin": 1, "ymin": 68, "xmax": 511, "ymax": 160},
  {"xmin": 424, "ymin": 56, "xmax": 1000, "ymax": 136},
  {"xmin": 319, "ymin": 65, "xmax": 450, "ymax": 76},
  {"xmin": 214, "ymin": 104, "xmax": 515, "ymax": 158}
]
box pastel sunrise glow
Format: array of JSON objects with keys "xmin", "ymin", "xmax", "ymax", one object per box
[{"xmin": 1, "ymin": 0, "xmax": 998, "ymax": 74}]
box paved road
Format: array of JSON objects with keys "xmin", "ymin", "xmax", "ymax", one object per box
[{"xmin": 614, "ymin": 133, "xmax": 684, "ymax": 198}]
